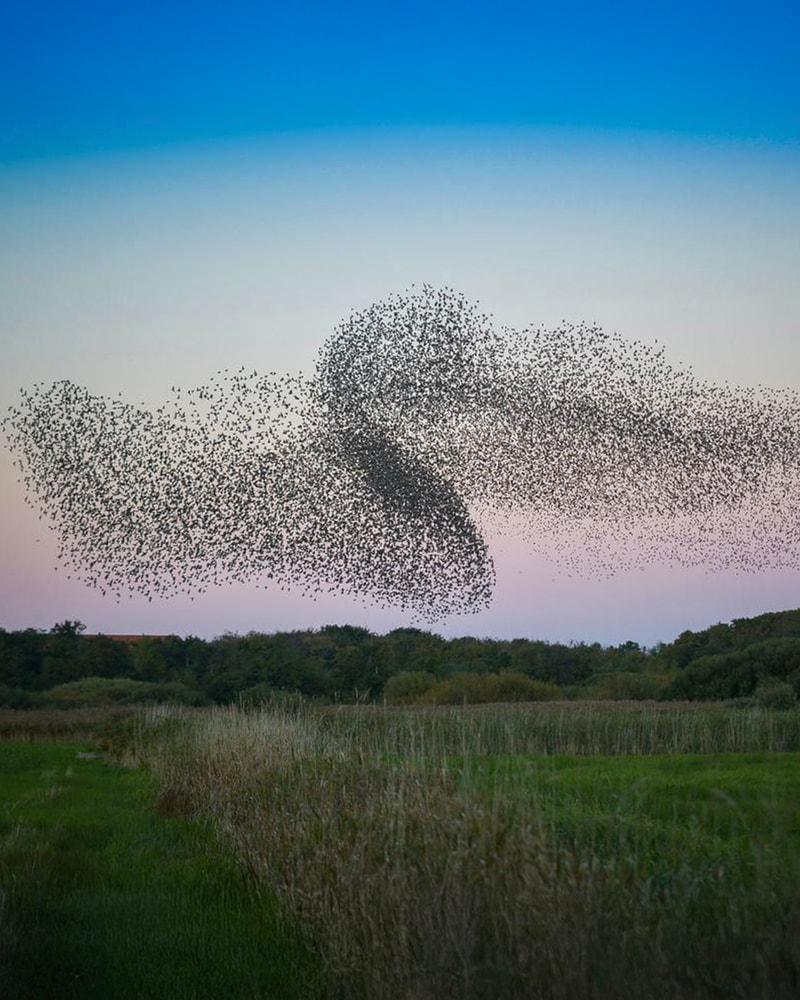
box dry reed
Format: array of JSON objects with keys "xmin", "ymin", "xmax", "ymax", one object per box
[{"xmin": 125, "ymin": 703, "xmax": 800, "ymax": 999}]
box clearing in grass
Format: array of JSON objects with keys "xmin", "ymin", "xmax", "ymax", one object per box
[{"xmin": 0, "ymin": 741, "xmax": 319, "ymax": 1000}]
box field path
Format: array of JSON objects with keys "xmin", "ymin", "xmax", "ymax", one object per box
[{"xmin": 0, "ymin": 742, "xmax": 318, "ymax": 1000}]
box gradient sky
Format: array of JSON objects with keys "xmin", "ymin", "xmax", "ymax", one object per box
[{"xmin": 1, "ymin": 1, "xmax": 799, "ymax": 646}]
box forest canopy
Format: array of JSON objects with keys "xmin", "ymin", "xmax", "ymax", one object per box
[{"xmin": 2, "ymin": 609, "xmax": 800, "ymax": 708}]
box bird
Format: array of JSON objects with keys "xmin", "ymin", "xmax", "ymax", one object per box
[{"xmin": 3, "ymin": 286, "xmax": 799, "ymax": 619}]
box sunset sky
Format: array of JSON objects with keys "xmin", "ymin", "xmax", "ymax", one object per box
[{"xmin": 2, "ymin": 1, "xmax": 799, "ymax": 646}]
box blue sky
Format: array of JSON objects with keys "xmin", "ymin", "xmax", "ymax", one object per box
[
  {"xmin": 1, "ymin": 1, "xmax": 799, "ymax": 643},
  {"xmin": 2, "ymin": 0, "xmax": 799, "ymax": 161}
]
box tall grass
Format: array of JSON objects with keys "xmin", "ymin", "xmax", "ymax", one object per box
[
  {"xmin": 316, "ymin": 700, "xmax": 800, "ymax": 756},
  {"xmin": 124, "ymin": 702, "xmax": 800, "ymax": 1000},
  {"xmin": 0, "ymin": 706, "xmax": 135, "ymax": 743}
]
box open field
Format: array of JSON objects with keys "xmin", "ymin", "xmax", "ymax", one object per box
[
  {"xmin": 0, "ymin": 702, "xmax": 797, "ymax": 998},
  {"xmin": 122, "ymin": 702, "xmax": 800, "ymax": 1000},
  {"xmin": 0, "ymin": 739, "xmax": 318, "ymax": 999}
]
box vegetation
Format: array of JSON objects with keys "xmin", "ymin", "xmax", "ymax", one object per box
[
  {"xmin": 0, "ymin": 738, "xmax": 318, "ymax": 999},
  {"xmin": 0, "ymin": 706, "xmax": 135, "ymax": 743},
  {"xmin": 2, "ymin": 608, "xmax": 800, "ymax": 993},
  {"xmin": 120, "ymin": 702, "xmax": 800, "ymax": 1000},
  {"xmin": 1, "ymin": 701, "xmax": 798, "ymax": 997},
  {"xmin": 4, "ymin": 607, "xmax": 800, "ymax": 707}
]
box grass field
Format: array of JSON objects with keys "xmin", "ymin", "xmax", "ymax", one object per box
[
  {"xmin": 0, "ymin": 707, "xmax": 137, "ymax": 744},
  {"xmin": 1, "ymin": 703, "xmax": 798, "ymax": 998},
  {"xmin": 0, "ymin": 740, "xmax": 318, "ymax": 1000},
  {"xmin": 122, "ymin": 702, "xmax": 800, "ymax": 1000}
]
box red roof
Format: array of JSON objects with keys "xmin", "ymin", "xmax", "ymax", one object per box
[{"xmin": 83, "ymin": 633, "xmax": 173, "ymax": 643}]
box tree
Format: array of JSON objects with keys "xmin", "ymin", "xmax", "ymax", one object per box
[{"xmin": 40, "ymin": 620, "xmax": 86, "ymax": 687}]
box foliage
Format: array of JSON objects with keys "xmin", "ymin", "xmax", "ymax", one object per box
[
  {"xmin": 384, "ymin": 670, "xmax": 561, "ymax": 705},
  {"xmin": 659, "ymin": 609, "xmax": 800, "ymax": 668},
  {"xmin": 578, "ymin": 670, "xmax": 672, "ymax": 700},
  {"xmin": 5, "ymin": 606, "xmax": 800, "ymax": 705},
  {"xmin": 42, "ymin": 676, "xmax": 208, "ymax": 707},
  {"xmin": 383, "ymin": 670, "xmax": 440, "ymax": 704},
  {"xmin": 123, "ymin": 704, "xmax": 800, "ymax": 1000},
  {"xmin": 755, "ymin": 677, "xmax": 798, "ymax": 710},
  {"xmin": 666, "ymin": 637, "xmax": 800, "ymax": 700},
  {"xmin": 0, "ymin": 685, "xmax": 37, "ymax": 709}
]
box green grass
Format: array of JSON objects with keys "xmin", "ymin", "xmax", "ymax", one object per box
[
  {"xmin": 459, "ymin": 750, "xmax": 800, "ymax": 835},
  {"xmin": 0, "ymin": 742, "xmax": 319, "ymax": 1000},
  {"xmin": 315, "ymin": 700, "xmax": 800, "ymax": 755},
  {"xmin": 456, "ymin": 750, "xmax": 800, "ymax": 883},
  {"xmin": 127, "ymin": 705, "xmax": 800, "ymax": 999},
  {"xmin": 7, "ymin": 706, "xmax": 799, "ymax": 998}
]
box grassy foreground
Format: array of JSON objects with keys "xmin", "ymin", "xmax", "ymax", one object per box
[
  {"xmin": 0, "ymin": 741, "xmax": 317, "ymax": 1000},
  {"xmin": 2, "ymin": 703, "xmax": 799, "ymax": 999},
  {"xmin": 123, "ymin": 702, "xmax": 800, "ymax": 1000}
]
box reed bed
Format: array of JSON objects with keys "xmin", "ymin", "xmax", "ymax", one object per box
[
  {"xmin": 315, "ymin": 700, "xmax": 800, "ymax": 756},
  {"xmin": 124, "ymin": 702, "xmax": 800, "ymax": 1000},
  {"xmin": 0, "ymin": 706, "xmax": 135, "ymax": 743}
]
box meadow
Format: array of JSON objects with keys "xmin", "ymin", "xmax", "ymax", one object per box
[
  {"xmin": 119, "ymin": 701, "xmax": 800, "ymax": 1000},
  {"xmin": 0, "ymin": 702, "xmax": 798, "ymax": 998},
  {"xmin": 0, "ymin": 729, "xmax": 318, "ymax": 999}
]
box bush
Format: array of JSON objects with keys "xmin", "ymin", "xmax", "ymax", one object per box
[
  {"xmin": 383, "ymin": 671, "xmax": 439, "ymax": 704},
  {"xmin": 580, "ymin": 672, "xmax": 669, "ymax": 701},
  {"xmin": 42, "ymin": 676, "xmax": 207, "ymax": 707},
  {"xmin": 0, "ymin": 685, "xmax": 39, "ymax": 709},
  {"xmin": 388, "ymin": 671, "xmax": 562, "ymax": 706},
  {"xmin": 755, "ymin": 678, "xmax": 798, "ymax": 710},
  {"xmin": 666, "ymin": 637, "xmax": 800, "ymax": 700},
  {"xmin": 239, "ymin": 686, "xmax": 311, "ymax": 714}
]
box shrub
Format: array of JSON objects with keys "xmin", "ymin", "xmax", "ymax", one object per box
[
  {"xmin": 239, "ymin": 686, "xmax": 312, "ymax": 714},
  {"xmin": 42, "ymin": 676, "xmax": 207, "ymax": 707},
  {"xmin": 0, "ymin": 685, "xmax": 39, "ymax": 709},
  {"xmin": 667, "ymin": 637, "xmax": 800, "ymax": 700},
  {"xmin": 755, "ymin": 678, "xmax": 798, "ymax": 710},
  {"xmin": 422, "ymin": 672, "xmax": 560, "ymax": 705},
  {"xmin": 383, "ymin": 671, "xmax": 439, "ymax": 704},
  {"xmin": 580, "ymin": 671, "xmax": 669, "ymax": 701}
]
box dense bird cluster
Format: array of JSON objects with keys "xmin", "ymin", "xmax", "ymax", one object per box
[{"xmin": 4, "ymin": 286, "xmax": 800, "ymax": 616}]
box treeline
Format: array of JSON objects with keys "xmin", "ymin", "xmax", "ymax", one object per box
[{"xmin": 2, "ymin": 609, "xmax": 800, "ymax": 707}]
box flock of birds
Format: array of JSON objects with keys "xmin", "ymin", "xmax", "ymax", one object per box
[{"xmin": 4, "ymin": 285, "xmax": 800, "ymax": 617}]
